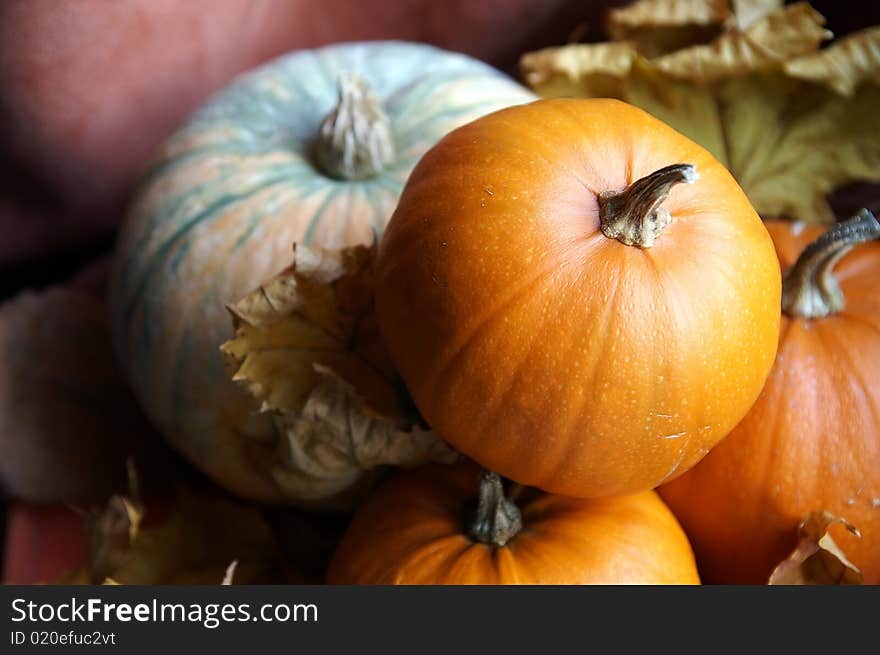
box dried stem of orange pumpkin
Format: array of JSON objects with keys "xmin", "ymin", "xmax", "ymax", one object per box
[
  {"xmin": 466, "ymin": 470, "xmax": 523, "ymax": 547},
  {"xmin": 315, "ymin": 73, "xmax": 396, "ymax": 180},
  {"xmin": 598, "ymin": 163, "xmax": 698, "ymax": 248},
  {"xmin": 782, "ymin": 209, "xmax": 880, "ymax": 319}
]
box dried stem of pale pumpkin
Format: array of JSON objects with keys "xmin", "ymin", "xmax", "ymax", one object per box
[
  {"xmin": 782, "ymin": 208, "xmax": 880, "ymax": 318},
  {"xmin": 598, "ymin": 163, "xmax": 698, "ymax": 248},
  {"xmin": 466, "ymin": 470, "xmax": 523, "ymax": 547},
  {"xmin": 315, "ymin": 73, "xmax": 396, "ymax": 180}
]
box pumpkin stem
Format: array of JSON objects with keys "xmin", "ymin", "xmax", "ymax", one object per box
[
  {"xmin": 466, "ymin": 470, "xmax": 522, "ymax": 547},
  {"xmin": 598, "ymin": 164, "xmax": 697, "ymax": 248},
  {"xmin": 315, "ymin": 73, "xmax": 396, "ymax": 181},
  {"xmin": 782, "ymin": 209, "xmax": 880, "ymax": 319}
]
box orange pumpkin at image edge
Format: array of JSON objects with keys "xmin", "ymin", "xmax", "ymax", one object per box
[
  {"xmin": 326, "ymin": 463, "xmax": 700, "ymax": 584},
  {"xmin": 375, "ymin": 98, "xmax": 781, "ymax": 498},
  {"xmin": 660, "ymin": 211, "xmax": 880, "ymax": 584}
]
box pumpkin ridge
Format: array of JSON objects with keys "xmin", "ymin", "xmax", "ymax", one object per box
[
  {"xmin": 138, "ymin": 141, "xmax": 260, "ymax": 189},
  {"xmin": 801, "ymin": 326, "xmax": 872, "ymax": 530},
  {"xmin": 170, "ymin": 329, "xmax": 199, "ymax": 425},
  {"xmin": 301, "ymin": 187, "xmax": 343, "ymax": 245},
  {"xmin": 388, "ymin": 69, "xmax": 508, "ymax": 118},
  {"xmin": 542, "ymin": 274, "xmax": 625, "ymax": 488},
  {"xmin": 127, "ymin": 154, "xmax": 309, "ymax": 262},
  {"xmin": 837, "ymin": 310, "xmax": 880, "ymax": 340},
  {"xmin": 396, "ymin": 98, "xmax": 528, "ymax": 143},
  {"xmin": 424, "ymin": 254, "xmax": 573, "ymax": 404},
  {"xmin": 818, "ymin": 321, "xmax": 880, "ymax": 439},
  {"xmin": 229, "ymin": 189, "xmax": 300, "ymax": 252},
  {"xmin": 550, "ymin": 97, "xmax": 636, "ymax": 195},
  {"xmin": 359, "ymin": 183, "xmax": 396, "ymax": 236},
  {"xmin": 484, "ymin": 109, "xmax": 595, "ymax": 192},
  {"xmin": 388, "ymin": 68, "xmax": 524, "ymax": 130},
  {"xmin": 119, "ymin": 173, "xmax": 296, "ymax": 339},
  {"xmin": 118, "ymin": 164, "xmax": 298, "ymax": 303}
]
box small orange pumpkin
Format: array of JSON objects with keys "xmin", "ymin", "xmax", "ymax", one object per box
[
  {"xmin": 660, "ymin": 210, "xmax": 880, "ymax": 584},
  {"xmin": 326, "ymin": 463, "xmax": 700, "ymax": 584},
  {"xmin": 375, "ymin": 98, "xmax": 781, "ymax": 498}
]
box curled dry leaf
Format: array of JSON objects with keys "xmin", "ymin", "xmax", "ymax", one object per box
[
  {"xmin": 521, "ymin": 0, "xmax": 880, "ymax": 223},
  {"xmin": 62, "ymin": 487, "xmax": 302, "ymax": 585},
  {"xmin": 785, "ymin": 26, "xmax": 880, "ymax": 96},
  {"xmin": 607, "ymin": 0, "xmax": 730, "ymax": 36},
  {"xmin": 0, "ymin": 282, "xmax": 163, "ymax": 503},
  {"xmin": 604, "ymin": 0, "xmax": 794, "ymax": 56},
  {"xmin": 271, "ymin": 367, "xmax": 456, "ymax": 502},
  {"xmin": 221, "ymin": 244, "xmax": 456, "ymax": 508},
  {"xmin": 606, "ymin": 0, "xmax": 731, "ymax": 57},
  {"xmin": 768, "ymin": 512, "xmax": 862, "ymax": 585},
  {"xmin": 653, "ymin": 3, "xmax": 831, "ymax": 82},
  {"xmin": 727, "ymin": 0, "xmax": 785, "ymax": 31},
  {"xmin": 521, "ymin": 42, "xmax": 639, "ymax": 96}
]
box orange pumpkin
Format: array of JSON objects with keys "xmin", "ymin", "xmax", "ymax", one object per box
[
  {"xmin": 374, "ymin": 98, "xmax": 781, "ymax": 498},
  {"xmin": 326, "ymin": 463, "xmax": 700, "ymax": 584},
  {"xmin": 660, "ymin": 210, "xmax": 880, "ymax": 584}
]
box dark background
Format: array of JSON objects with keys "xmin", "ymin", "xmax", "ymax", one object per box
[{"xmin": 2, "ymin": 0, "xmax": 879, "ymax": 301}]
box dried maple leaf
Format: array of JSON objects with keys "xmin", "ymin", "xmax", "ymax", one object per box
[
  {"xmin": 520, "ymin": 0, "xmax": 880, "ymax": 224},
  {"xmin": 221, "ymin": 244, "xmax": 456, "ymax": 507},
  {"xmin": 768, "ymin": 512, "xmax": 862, "ymax": 585},
  {"xmin": 221, "ymin": 245, "xmax": 395, "ymax": 417}
]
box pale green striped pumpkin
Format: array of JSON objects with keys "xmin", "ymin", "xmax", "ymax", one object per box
[{"xmin": 110, "ymin": 41, "xmax": 535, "ymax": 504}]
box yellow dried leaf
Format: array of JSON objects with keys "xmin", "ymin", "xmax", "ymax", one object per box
[
  {"xmin": 606, "ymin": 0, "xmax": 731, "ymax": 57},
  {"xmin": 608, "ymin": 0, "xmax": 730, "ymax": 34},
  {"xmin": 719, "ymin": 76, "xmax": 880, "ymax": 221},
  {"xmin": 728, "ymin": 0, "xmax": 784, "ymax": 31},
  {"xmin": 221, "ymin": 244, "xmax": 400, "ymax": 418},
  {"xmin": 785, "ymin": 26, "xmax": 880, "ymax": 96},
  {"xmin": 520, "ymin": 0, "xmax": 880, "ymax": 223},
  {"xmin": 63, "ymin": 488, "xmax": 302, "ymax": 585},
  {"xmin": 221, "ymin": 244, "xmax": 457, "ymax": 506},
  {"xmin": 768, "ymin": 512, "xmax": 862, "ymax": 585},
  {"xmin": 521, "ymin": 42, "xmax": 638, "ymax": 94},
  {"xmin": 269, "ymin": 367, "xmax": 456, "ymax": 503},
  {"xmin": 654, "ymin": 3, "xmax": 831, "ymax": 82}
]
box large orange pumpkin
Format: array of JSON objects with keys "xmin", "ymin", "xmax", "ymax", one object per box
[
  {"xmin": 374, "ymin": 98, "xmax": 781, "ymax": 498},
  {"xmin": 326, "ymin": 463, "xmax": 700, "ymax": 584},
  {"xmin": 660, "ymin": 210, "xmax": 880, "ymax": 584}
]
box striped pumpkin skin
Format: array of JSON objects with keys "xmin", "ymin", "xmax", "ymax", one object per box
[{"xmin": 110, "ymin": 41, "xmax": 536, "ymax": 504}]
